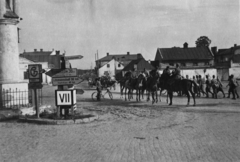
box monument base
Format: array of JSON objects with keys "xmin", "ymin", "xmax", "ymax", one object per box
[{"xmin": 0, "ymin": 81, "xmax": 29, "ymax": 109}]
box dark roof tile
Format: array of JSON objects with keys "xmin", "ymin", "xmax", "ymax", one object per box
[{"xmin": 156, "ymin": 46, "xmax": 213, "ymax": 61}]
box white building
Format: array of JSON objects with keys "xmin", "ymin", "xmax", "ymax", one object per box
[{"xmin": 98, "ymin": 59, "xmax": 124, "ymax": 78}]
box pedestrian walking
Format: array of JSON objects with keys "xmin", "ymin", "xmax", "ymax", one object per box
[
  {"xmin": 211, "ymin": 75, "xmax": 218, "ymax": 99},
  {"xmin": 228, "ymin": 75, "xmax": 239, "ymax": 100},
  {"xmin": 205, "ymin": 75, "xmax": 213, "ymax": 98}
]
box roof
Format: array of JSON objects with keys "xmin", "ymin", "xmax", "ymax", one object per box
[
  {"xmin": 19, "ymin": 56, "xmax": 35, "ymax": 64},
  {"xmin": 217, "ymin": 46, "xmax": 240, "ymax": 56},
  {"xmin": 155, "ymin": 46, "xmax": 213, "ymax": 61},
  {"xmin": 97, "ymin": 54, "xmax": 143, "ymax": 62},
  {"xmin": 122, "ymin": 58, "xmax": 155, "ymax": 71},
  {"xmin": 20, "ymin": 51, "xmax": 53, "ymax": 62}
]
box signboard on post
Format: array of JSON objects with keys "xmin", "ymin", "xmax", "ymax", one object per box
[
  {"xmin": 52, "ymin": 68, "xmax": 77, "ymax": 78},
  {"xmin": 55, "ymin": 90, "xmax": 76, "ymax": 106},
  {"xmin": 52, "ymin": 77, "xmax": 83, "ymax": 86},
  {"xmin": 28, "ymin": 64, "xmax": 42, "ymax": 83}
]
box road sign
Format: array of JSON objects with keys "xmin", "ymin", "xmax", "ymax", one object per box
[
  {"xmin": 65, "ymin": 55, "xmax": 83, "ymax": 60},
  {"xmin": 28, "ymin": 82, "xmax": 43, "ymax": 89},
  {"xmin": 28, "ymin": 64, "xmax": 42, "ymax": 83},
  {"xmin": 55, "ymin": 90, "xmax": 76, "ymax": 106},
  {"xmin": 52, "ymin": 77, "xmax": 84, "ymax": 86},
  {"xmin": 45, "ymin": 68, "xmax": 77, "ymax": 78}
]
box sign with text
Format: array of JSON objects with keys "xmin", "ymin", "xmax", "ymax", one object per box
[
  {"xmin": 28, "ymin": 64, "xmax": 42, "ymax": 83},
  {"xmin": 55, "ymin": 90, "xmax": 76, "ymax": 106},
  {"xmin": 52, "ymin": 77, "xmax": 83, "ymax": 86},
  {"xmin": 51, "ymin": 68, "xmax": 77, "ymax": 78},
  {"xmin": 65, "ymin": 55, "xmax": 83, "ymax": 60}
]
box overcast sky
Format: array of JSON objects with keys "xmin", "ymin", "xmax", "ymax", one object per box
[{"xmin": 19, "ymin": 0, "xmax": 239, "ymax": 69}]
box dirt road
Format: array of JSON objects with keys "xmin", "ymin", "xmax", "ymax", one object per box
[{"xmin": 0, "ymin": 81, "xmax": 240, "ymax": 162}]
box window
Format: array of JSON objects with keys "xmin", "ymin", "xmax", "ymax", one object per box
[
  {"xmin": 193, "ymin": 62, "xmax": 198, "ymax": 66},
  {"xmin": 169, "ymin": 63, "xmax": 174, "ymax": 66},
  {"xmin": 205, "ymin": 62, "xmax": 209, "ymax": 65},
  {"xmin": 107, "ymin": 64, "xmax": 110, "ymax": 68},
  {"xmin": 118, "ymin": 64, "xmax": 121, "ymax": 67}
]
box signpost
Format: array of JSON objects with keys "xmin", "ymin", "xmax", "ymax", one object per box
[
  {"xmin": 28, "ymin": 64, "xmax": 43, "ymax": 118},
  {"xmin": 52, "ymin": 77, "xmax": 84, "ymax": 86},
  {"xmin": 65, "ymin": 55, "xmax": 83, "ymax": 60}
]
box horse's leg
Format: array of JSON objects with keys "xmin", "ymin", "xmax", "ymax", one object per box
[
  {"xmin": 136, "ymin": 89, "xmax": 139, "ymax": 101},
  {"xmin": 156, "ymin": 89, "xmax": 158, "ymax": 103},
  {"xmin": 220, "ymin": 88, "xmax": 225, "ymax": 98},
  {"xmin": 185, "ymin": 90, "xmax": 190, "ymax": 106},
  {"xmin": 125, "ymin": 88, "xmax": 127, "ymax": 101},
  {"xmin": 168, "ymin": 92, "xmax": 172, "ymax": 105},
  {"xmin": 189, "ymin": 86, "xmax": 196, "ymax": 106},
  {"xmin": 152, "ymin": 91, "xmax": 155, "ymax": 104}
]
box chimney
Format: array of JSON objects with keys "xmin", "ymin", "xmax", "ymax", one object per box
[
  {"xmin": 56, "ymin": 51, "xmax": 60, "ymax": 55},
  {"xmin": 211, "ymin": 46, "xmax": 217, "ymax": 56},
  {"xmin": 40, "ymin": 49, "xmax": 43, "ymax": 52},
  {"xmin": 34, "ymin": 49, "xmax": 37, "ymax": 52},
  {"xmin": 127, "ymin": 52, "xmax": 130, "ymax": 55},
  {"xmin": 107, "ymin": 53, "xmax": 109, "ymax": 56},
  {"xmin": 137, "ymin": 53, "xmax": 142, "ymax": 59},
  {"xmin": 183, "ymin": 42, "xmax": 188, "ymax": 48},
  {"xmin": 234, "ymin": 44, "xmax": 237, "ymax": 47}
]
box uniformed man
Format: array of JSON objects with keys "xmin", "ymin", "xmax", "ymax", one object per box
[
  {"xmin": 205, "ymin": 75, "xmax": 213, "ymax": 98},
  {"xmin": 95, "ymin": 77, "xmax": 102, "ymax": 101},
  {"xmin": 211, "ymin": 75, "xmax": 218, "ymax": 98},
  {"xmin": 229, "ymin": 75, "xmax": 239, "ymax": 99},
  {"xmin": 172, "ymin": 64, "xmax": 181, "ymax": 79}
]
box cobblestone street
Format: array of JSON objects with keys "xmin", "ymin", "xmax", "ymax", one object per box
[{"xmin": 0, "ymin": 83, "xmax": 240, "ymax": 162}]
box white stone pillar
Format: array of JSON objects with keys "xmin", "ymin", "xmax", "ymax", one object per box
[{"xmin": 0, "ymin": 19, "xmax": 20, "ymax": 83}]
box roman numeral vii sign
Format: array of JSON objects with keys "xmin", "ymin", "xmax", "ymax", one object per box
[{"xmin": 55, "ymin": 90, "xmax": 76, "ymax": 106}]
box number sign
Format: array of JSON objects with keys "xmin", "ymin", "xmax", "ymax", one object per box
[
  {"xmin": 28, "ymin": 64, "xmax": 42, "ymax": 83},
  {"xmin": 55, "ymin": 90, "xmax": 76, "ymax": 106}
]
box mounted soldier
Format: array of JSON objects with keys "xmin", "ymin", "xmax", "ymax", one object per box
[{"xmin": 172, "ymin": 64, "xmax": 181, "ymax": 80}]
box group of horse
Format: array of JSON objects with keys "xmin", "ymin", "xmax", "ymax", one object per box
[{"xmin": 118, "ymin": 70, "xmax": 199, "ymax": 106}]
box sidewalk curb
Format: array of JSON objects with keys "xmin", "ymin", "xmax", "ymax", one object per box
[{"xmin": 18, "ymin": 114, "xmax": 99, "ymax": 125}]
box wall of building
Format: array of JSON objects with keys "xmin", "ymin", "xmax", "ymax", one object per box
[
  {"xmin": 229, "ymin": 67, "xmax": 240, "ymax": 79},
  {"xmin": 98, "ymin": 59, "xmax": 116, "ymax": 77}
]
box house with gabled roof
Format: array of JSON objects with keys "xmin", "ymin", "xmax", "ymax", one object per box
[
  {"xmin": 154, "ymin": 42, "xmax": 216, "ymax": 79},
  {"xmin": 98, "ymin": 58, "xmax": 124, "ymax": 78},
  {"xmin": 215, "ymin": 44, "xmax": 240, "ymax": 80},
  {"xmin": 96, "ymin": 52, "xmax": 143, "ymax": 69}
]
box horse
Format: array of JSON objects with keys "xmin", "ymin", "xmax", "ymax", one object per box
[
  {"xmin": 146, "ymin": 70, "xmax": 160, "ymax": 104},
  {"xmin": 135, "ymin": 73, "xmax": 147, "ymax": 101},
  {"xmin": 160, "ymin": 74, "xmax": 198, "ymax": 106},
  {"xmin": 123, "ymin": 71, "xmax": 137, "ymax": 101}
]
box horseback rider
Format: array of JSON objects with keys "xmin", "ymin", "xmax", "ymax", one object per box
[
  {"xmin": 172, "ymin": 64, "xmax": 181, "ymax": 79},
  {"xmin": 162, "ymin": 66, "xmax": 170, "ymax": 78},
  {"xmin": 142, "ymin": 68, "xmax": 149, "ymax": 78}
]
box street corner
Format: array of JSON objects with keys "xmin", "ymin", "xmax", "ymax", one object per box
[
  {"xmin": 18, "ymin": 113, "xmax": 99, "ymax": 125},
  {"xmin": 0, "ymin": 109, "xmax": 20, "ymax": 121}
]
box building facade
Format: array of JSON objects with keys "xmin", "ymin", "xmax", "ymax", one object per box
[
  {"xmin": 154, "ymin": 43, "xmax": 216, "ymax": 79},
  {"xmin": 215, "ymin": 44, "xmax": 240, "ymax": 80}
]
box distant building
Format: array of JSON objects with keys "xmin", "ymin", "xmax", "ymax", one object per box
[
  {"xmin": 19, "ymin": 49, "xmax": 66, "ymax": 69},
  {"xmin": 98, "ymin": 59, "xmax": 124, "ymax": 78},
  {"xmin": 154, "ymin": 42, "xmax": 216, "ymax": 79},
  {"xmin": 19, "ymin": 49, "xmax": 71, "ymax": 84},
  {"xmin": 96, "ymin": 52, "xmax": 143, "ymax": 68},
  {"xmin": 120, "ymin": 58, "xmax": 155, "ymax": 78},
  {"xmin": 215, "ymin": 44, "xmax": 240, "ymax": 80}
]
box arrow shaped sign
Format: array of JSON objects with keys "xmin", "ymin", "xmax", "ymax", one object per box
[{"xmin": 52, "ymin": 77, "xmax": 84, "ymax": 86}]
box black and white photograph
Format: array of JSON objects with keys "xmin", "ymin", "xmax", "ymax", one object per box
[{"xmin": 0, "ymin": 0, "xmax": 240, "ymax": 161}]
